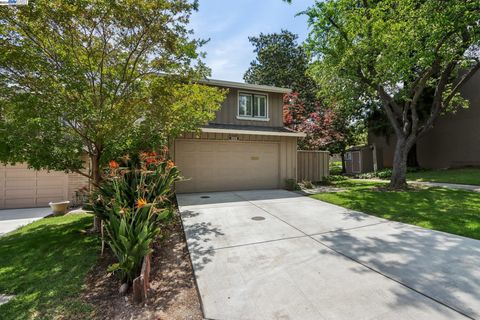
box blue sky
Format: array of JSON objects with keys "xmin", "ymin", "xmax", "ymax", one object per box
[{"xmin": 189, "ymin": 0, "xmax": 313, "ymax": 82}]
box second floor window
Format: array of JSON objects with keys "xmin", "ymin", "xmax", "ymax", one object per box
[{"xmin": 238, "ymin": 92, "xmax": 267, "ymax": 119}]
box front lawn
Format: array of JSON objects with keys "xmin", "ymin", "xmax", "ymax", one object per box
[
  {"xmin": 406, "ymin": 167, "xmax": 480, "ymax": 186},
  {"xmin": 0, "ymin": 214, "xmax": 98, "ymax": 320},
  {"xmin": 311, "ymin": 180, "xmax": 480, "ymax": 240}
]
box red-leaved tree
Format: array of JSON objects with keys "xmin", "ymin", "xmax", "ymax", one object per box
[{"xmin": 283, "ymin": 92, "xmax": 344, "ymax": 150}]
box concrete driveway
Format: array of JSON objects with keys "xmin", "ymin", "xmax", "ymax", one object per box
[
  {"xmin": 177, "ymin": 189, "xmax": 480, "ymax": 320},
  {"xmin": 0, "ymin": 207, "xmax": 51, "ymax": 236}
]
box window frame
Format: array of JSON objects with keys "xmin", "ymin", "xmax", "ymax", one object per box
[{"xmin": 237, "ymin": 91, "xmax": 269, "ymax": 121}]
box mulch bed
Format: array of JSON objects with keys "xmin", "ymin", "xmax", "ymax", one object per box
[{"xmin": 82, "ymin": 213, "xmax": 203, "ymax": 320}]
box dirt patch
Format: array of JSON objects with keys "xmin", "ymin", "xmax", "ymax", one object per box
[{"xmin": 83, "ymin": 214, "xmax": 203, "ymax": 320}]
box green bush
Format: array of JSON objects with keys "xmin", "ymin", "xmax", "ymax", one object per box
[
  {"xmin": 357, "ymin": 169, "xmax": 393, "ymax": 179},
  {"xmin": 357, "ymin": 167, "xmax": 426, "ymax": 179},
  {"xmin": 285, "ymin": 179, "xmax": 301, "ymax": 191},
  {"xmin": 329, "ymin": 161, "xmax": 343, "ymax": 175},
  {"xmin": 322, "ymin": 175, "xmax": 349, "ymax": 184}
]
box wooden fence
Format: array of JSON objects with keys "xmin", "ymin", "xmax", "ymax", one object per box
[{"xmin": 297, "ymin": 150, "xmax": 330, "ymax": 182}]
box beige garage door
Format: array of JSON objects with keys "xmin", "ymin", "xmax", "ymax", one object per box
[
  {"xmin": 175, "ymin": 139, "xmax": 280, "ymax": 193},
  {"xmin": 0, "ymin": 164, "xmax": 68, "ymax": 209}
]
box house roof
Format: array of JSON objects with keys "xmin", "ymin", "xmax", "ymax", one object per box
[
  {"xmin": 201, "ymin": 123, "xmax": 305, "ymax": 137},
  {"xmin": 199, "ymin": 78, "xmax": 291, "ymax": 94}
]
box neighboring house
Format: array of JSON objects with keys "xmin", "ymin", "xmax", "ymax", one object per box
[
  {"xmin": 353, "ymin": 69, "xmax": 480, "ymax": 172},
  {"xmin": 1, "ymin": 79, "xmax": 305, "ymax": 208},
  {"xmin": 172, "ymin": 79, "xmax": 304, "ymax": 193}
]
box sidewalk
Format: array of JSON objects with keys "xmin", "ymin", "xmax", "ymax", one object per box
[
  {"xmin": 360, "ymin": 178, "xmax": 480, "ymax": 192},
  {"xmin": 0, "ymin": 207, "xmax": 52, "ymax": 236}
]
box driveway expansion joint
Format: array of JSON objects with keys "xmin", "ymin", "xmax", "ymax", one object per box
[{"xmin": 232, "ymin": 191, "xmax": 474, "ymax": 320}]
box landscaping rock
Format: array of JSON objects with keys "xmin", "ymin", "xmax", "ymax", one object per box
[{"xmin": 119, "ymin": 283, "xmax": 129, "ymax": 295}]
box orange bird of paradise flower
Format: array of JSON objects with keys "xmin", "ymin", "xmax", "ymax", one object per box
[
  {"xmin": 109, "ymin": 160, "xmax": 119, "ymax": 169},
  {"xmin": 136, "ymin": 198, "xmax": 148, "ymax": 208}
]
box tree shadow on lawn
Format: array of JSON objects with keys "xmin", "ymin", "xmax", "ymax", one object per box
[
  {"xmin": 317, "ymin": 224, "xmax": 480, "ymax": 319},
  {"xmin": 0, "ymin": 215, "xmax": 98, "ymax": 320},
  {"xmin": 317, "ymin": 187, "xmax": 480, "ymax": 240}
]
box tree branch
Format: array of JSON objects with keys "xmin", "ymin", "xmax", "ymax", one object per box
[
  {"xmin": 73, "ymin": 168, "xmax": 92, "ymax": 180},
  {"xmin": 444, "ymin": 62, "xmax": 480, "ymax": 105}
]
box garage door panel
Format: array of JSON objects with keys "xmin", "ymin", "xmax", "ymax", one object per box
[
  {"xmin": 1, "ymin": 165, "xmax": 69, "ymax": 209},
  {"xmin": 37, "ymin": 187, "xmax": 65, "ymax": 197},
  {"xmin": 5, "ymin": 198, "xmax": 36, "ymax": 208},
  {"xmin": 5, "ymin": 169, "xmax": 36, "ymax": 179},
  {"xmin": 175, "ymin": 139, "xmax": 280, "ymax": 193},
  {"xmin": 37, "ymin": 171, "xmax": 65, "ymax": 178},
  {"xmin": 5, "ymin": 189, "xmax": 36, "ymax": 199},
  {"xmin": 3, "ymin": 179, "xmax": 36, "ymax": 188},
  {"xmin": 37, "ymin": 178, "xmax": 66, "ymax": 187}
]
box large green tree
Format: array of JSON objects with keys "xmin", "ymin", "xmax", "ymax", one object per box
[
  {"xmin": 0, "ymin": 0, "xmax": 225, "ymax": 185},
  {"xmin": 244, "ymin": 29, "xmax": 365, "ymax": 158},
  {"xmin": 305, "ymin": 0, "xmax": 480, "ymax": 189},
  {"xmin": 243, "ymin": 30, "xmax": 318, "ymax": 110}
]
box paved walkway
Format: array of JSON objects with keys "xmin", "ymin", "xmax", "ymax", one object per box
[
  {"xmin": 361, "ymin": 178, "xmax": 480, "ymax": 192},
  {"xmin": 178, "ymin": 189, "xmax": 480, "ymax": 320},
  {"xmin": 0, "ymin": 207, "xmax": 52, "ymax": 236}
]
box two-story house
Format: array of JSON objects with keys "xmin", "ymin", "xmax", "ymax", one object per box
[
  {"xmin": 0, "ymin": 79, "xmax": 304, "ymax": 208},
  {"xmin": 172, "ymin": 79, "xmax": 304, "ymax": 193}
]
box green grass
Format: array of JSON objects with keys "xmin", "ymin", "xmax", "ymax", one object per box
[
  {"xmin": 0, "ymin": 214, "xmax": 99, "ymax": 320},
  {"xmin": 311, "ymin": 180, "xmax": 480, "ymax": 240},
  {"xmin": 406, "ymin": 167, "xmax": 480, "ymax": 186}
]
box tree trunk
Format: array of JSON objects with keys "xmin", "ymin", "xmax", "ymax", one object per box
[
  {"xmin": 389, "ymin": 138, "xmax": 410, "ymax": 190},
  {"xmin": 407, "ymin": 143, "xmax": 419, "ymax": 167},
  {"xmin": 90, "ymin": 153, "xmax": 102, "ymax": 233}
]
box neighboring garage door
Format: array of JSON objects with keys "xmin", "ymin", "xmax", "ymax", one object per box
[
  {"xmin": 175, "ymin": 139, "xmax": 280, "ymax": 193},
  {"xmin": 0, "ymin": 164, "xmax": 68, "ymax": 209}
]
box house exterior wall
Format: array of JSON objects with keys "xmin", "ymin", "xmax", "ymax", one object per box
[
  {"xmin": 368, "ymin": 134, "xmax": 396, "ymax": 168},
  {"xmin": 416, "ymin": 70, "xmax": 480, "ymax": 168},
  {"xmin": 209, "ymin": 86, "xmax": 284, "ymax": 127}
]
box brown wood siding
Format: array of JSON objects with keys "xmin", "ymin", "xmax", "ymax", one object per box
[
  {"xmin": 212, "ymin": 87, "xmax": 284, "ymax": 127},
  {"xmin": 297, "ymin": 151, "xmax": 330, "ymax": 182}
]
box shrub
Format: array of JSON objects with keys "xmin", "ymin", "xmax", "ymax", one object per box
[
  {"xmin": 300, "ymin": 180, "xmax": 314, "ymax": 189},
  {"xmin": 357, "ymin": 167, "xmax": 426, "ymax": 179},
  {"xmin": 105, "ymin": 204, "xmax": 162, "ymax": 283},
  {"xmin": 87, "ymin": 151, "xmax": 179, "ymax": 221},
  {"xmin": 86, "ymin": 150, "xmax": 180, "ymax": 284},
  {"xmin": 285, "ymin": 179, "xmax": 301, "ymax": 191},
  {"xmin": 357, "ymin": 169, "xmax": 393, "ymax": 179},
  {"xmin": 329, "ymin": 161, "xmax": 343, "ymax": 175},
  {"xmin": 321, "ymin": 174, "xmax": 349, "ymax": 185}
]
